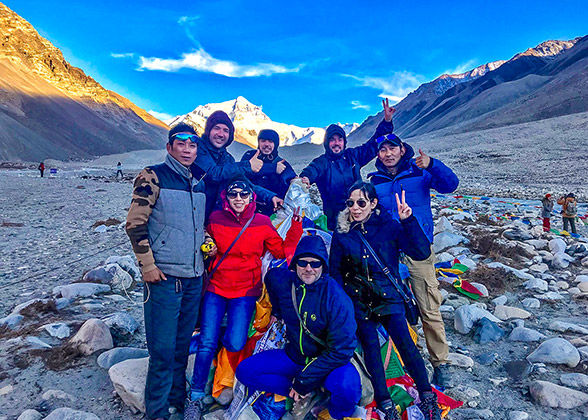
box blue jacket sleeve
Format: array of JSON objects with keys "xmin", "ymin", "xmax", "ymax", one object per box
[
  {"xmin": 281, "ymin": 161, "xmax": 297, "ymax": 184},
  {"xmin": 299, "ymin": 156, "xmax": 325, "ymax": 185},
  {"xmin": 196, "ymin": 147, "xmax": 252, "ymax": 183},
  {"xmin": 398, "ymin": 215, "xmax": 432, "ymax": 261},
  {"xmin": 348, "ymin": 119, "xmax": 394, "ymax": 167},
  {"xmin": 254, "ymin": 184, "xmax": 277, "ymax": 204},
  {"xmin": 424, "ymin": 158, "xmax": 459, "ymax": 194},
  {"xmin": 293, "ymin": 286, "xmax": 357, "ymax": 395}
]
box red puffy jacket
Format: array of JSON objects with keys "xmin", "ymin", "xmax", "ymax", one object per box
[{"xmin": 206, "ymin": 195, "xmax": 303, "ymax": 299}]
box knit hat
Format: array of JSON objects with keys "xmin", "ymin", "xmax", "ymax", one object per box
[
  {"xmin": 376, "ymin": 133, "xmax": 402, "ymax": 150},
  {"xmin": 204, "ymin": 110, "xmax": 235, "ymax": 146},
  {"xmin": 324, "ymin": 124, "xmax": 347, "ymax": 154},
  {"xmin": 168, "ymin": 123, "xmax": 198, "ymax": 144},
  {"xmin": 226, "ymin": 174, "xmax": 253, "ymax": 194},
  {"xmin": 258, "ymin": 129, "xmax": 280, "ymax": 150}
]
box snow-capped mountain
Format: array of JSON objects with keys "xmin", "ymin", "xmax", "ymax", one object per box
[{"xmin": 169, "ymin": 97, "xmax": 358, "ymax": 148}]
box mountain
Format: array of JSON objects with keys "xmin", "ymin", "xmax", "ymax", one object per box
[
  {"xmin": 169, "ymin": 96, "xmax": 358, "ymax": 148},
  {"xmin": 0, "ymin": 3, "xmax": 168, "ymax": 162},
  {"xmin": 348, "ymin": 37, "xmax": 586, "ymax": 144}
]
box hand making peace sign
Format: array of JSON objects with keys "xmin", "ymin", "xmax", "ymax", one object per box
[
  {"xmin": 395, "ymin": 190, "xmax": 412, "ymax": 220},
  {"xmin": 382, "ymin": 98, "xmax": 396, "ymax": 122}
]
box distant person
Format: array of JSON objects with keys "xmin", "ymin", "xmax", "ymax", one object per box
[
  {"xmin": 193, "ymin": 111, "xmax": 283, "ymax": 220},
  {"xmin": 368, "ymin": 133, "xmax": 459, "ymax": 388},
  {"xmin": 299, "ymin": 100, "xmax": 395, "ymax": 230},
  {"xmin": 558, "ymin": 193, "xmax": 578, "ymax": 234},
  {"xmin": 126, "ymin": 123, "xmax": 207, "ymax": 420},
  {"xmin": 240, "ymin": 129, "xmax": 297, "ymax": 215},
  {"xmin": 38, "ymin": 162, "xmax": 45, "ymax": 178},
  {"xmin": 541, "ymin": 194, "xmax": 554, "ymax": 232},
  {"xmin": 116, "ymin": 162, "xmax": 123, "ymax": 178},
  {"xmin": 236, "ymin": 235, "xmax": 360, "ymax": 420}
]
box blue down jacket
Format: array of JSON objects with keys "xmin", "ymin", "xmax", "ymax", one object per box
[
  {"xmin": 265, "ymin": 235, "xmax": 357, "ymax": 396},
  {"xmin": 329, "ymin": 208, "xmax": 431, "ymax": 319},
  {"xmin": 369, "ymin": 143, "xmax": 459, "ymax": 243},
  {"xmin": 300, "ymin": 120, "xmax": 393, "ymax": 231}
]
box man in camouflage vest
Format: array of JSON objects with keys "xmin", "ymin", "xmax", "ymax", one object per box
[{"xmin": 126, "ymin": 123, "xmax": 209, "ymax": 420}]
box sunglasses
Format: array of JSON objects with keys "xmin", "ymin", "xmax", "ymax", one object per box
[
  {"xmin": 345, "ymin": 199, "xmax": 369, "ymax": 208},
  {"xmin": 227, "ymin": 191, "xmax": 251, "ymax": 199},
  {"xmin": 172, "ymin": 132, "xmax": 199, "ymax": 143},
  {"xmin": 296, "ymin": 260, "xmax": 323, "ymax": 269}
]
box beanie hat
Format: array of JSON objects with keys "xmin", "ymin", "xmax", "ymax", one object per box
[
  {"xmin": 258, "ymin": 129, "xmax": 280, "ymax": 150},
  {"xmin": 376, "ymin": 133, "xmax": 402, "ymax": 150},
  {"xmin": 204, "ymin": 111, "xmax": 235, "ymax": 146},
  {"xmin": 168, "ymin": 123, "xmax": 197, "ymax": 144},
  {"xmin": 324, "ymin": 124, "xmax": 347, "ymax": 153},
  {"xmin": 226, "ymin": 174, "xmax": 253, "ymax": 194}
]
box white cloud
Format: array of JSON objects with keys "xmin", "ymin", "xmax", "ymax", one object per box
[
  {"xmin": 111, "ymin": 52, "xmax": 135, "ymax": 59},
  {"xmin": 351, "ymin": 100, "xmax": 370, "ymax": 111},
  {"xmin": 148, "ymin": 110, "xmax": 174, "ymax": 121},
  {"xmin": 138, "ymin": 48, "xmax": 303, "ymax": 78},
  {"xmin": 343, "ymin": 71, "xmax": 426, "ymax": 104},
  {"xmin": 178, "ymin": 15, "xmax": 200, "ymax": 24},
  {"xmin": 442, "ymin": 59, "xmax": 478, "ymax": 76}
]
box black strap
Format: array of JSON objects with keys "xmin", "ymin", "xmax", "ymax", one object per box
[
  {"xmin": 291, "ymin": 283, "xmax": 327, "ymax": 348},
  {"xmin": 358, "ymin": 233, "xmax": 411, "ymax": 303},
  {"xmin": 207, "ymin": 214, "xmax": 255, "ymax": 278}
]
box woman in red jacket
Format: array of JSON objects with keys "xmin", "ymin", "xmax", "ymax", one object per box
[{"xmin": 186, "ymin": 175, "xmax": 302, "ymax": 418}]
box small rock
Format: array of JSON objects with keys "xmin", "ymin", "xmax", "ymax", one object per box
[
  {"xmin": 576, "ymin": 275, "xmax": 588, "ymax": 284},
  {"xmin": 504, "ymin": 229, "xmax": 533, "ymax": 241},
  {"xmin": 109, "ymin": 357, "xmax": 148, "ymax": 414},
  {"xmin": 549, "ymin": 321, "xmax": 588, "ymax": 335},
  {"xmin": 527, "ymin": 337, "xmax": 580, "ymax": 367},
  {"xmin": 439, "ymin": 305, "xmax": 454, "ymax": 313},
  {"xmin": 549, "ymin": 238, "xmax": 567, "ymax": 254},
  {"xmin": 488, "ymin": 377, "xmax": 508, "ymax": 385},
  {"xmin": 526, "ymin": 239, "xmax": 548, "ymax": 250},
  {"xmin": 102, "ymin": 312, "xmax": 139, "ymax": 336},
  {"xmin": 447, "ymin": 384, "xmax": 480, "ymax": 402},
  {"xmin": 552, "ymin": 252, "xmax": 574, "ymax": 269},
  {"xmin": 534, "ymin": 291, "xmax": 564, "ymax": 301},
  {"xmin": 69, "ymin": 318, "xmax": 113, "ymax": 355},
  {"xmin": 444, "ymin": 294, "xmax": 470, "ymax": 309},
  {"xmin": 473, "ymin": 318, "xmax": 505, "ymax": 344},
  {"xmin": 42, "ymin": 389, "xmax": 76, "ymax": 402},
  {"xmin": 475, "ymin": 352, "xmax": 498, "ymax": 365},
  {"xmin": 568, "ymin": 287, "xmax": 582, "ymax": 296},
  {"xmin": 508, "ymin": 326, "xmax": 546, "ymax": 342},
  {"xmin": 94, "ymin": 225, "xmax": 108, "ymax": 233},
  {"xmin": 470, "ymin": 282, "xmax": 488, "ymax": 297},
  {"xmin": 97, "ymin": 347, "xmax": 149, "ymax": 369},
  {"xmin": 105, "ymin": 255, "xmax": 142, "ymax": 281},
  {"xmin": 17, "ymin": 409, "xmax": 43, "ymax": 420},
  {"xmin": 0, "ymin": 314, "xmax": 24, "ymax": 330},
  {"xmin": 436, "ymin": 252, "xmax": 454, "ymax": 263},
  {"xmin": 83, "ymin": 264, "xmax": 135, "ymax": 294},
  {"xmin": 494, "ymin": 305, "xmax": 532, "ymax": 321},
  {"xmin": 454, "ymin": 408, "xmax": 494, "ymax": 419},
  {"xmin": 25, "ymin": 336, "xmax": 51, "ymax": 349},
  {"xmin": 488, "ymin": 262, "xmax": 535, "ymax": 281},
  {"xmin": 448, "ymin": 352, "xmax": 474, "ymax": 368},
  {"xmin": 560, "ymin": 373, "xmax": 588, "ymax": 390},
  {"xmin": 578, "ymin": 282, "xmax": 588, "ymax": 293},
  {"xmin": 53, "ymin": 283, "xmax": 111, "ymax": 299},
  {"xmin": 522, "ymin": 278, "xmax": 548, "ymax": 292},
  {"xmin": 434, "ymin": 217, "xmax": 455, "ymax": 235},
  {"xmin": 504, "ymin": 360, "xmax": 533, "ymax": 381},
  {"xmin": 529, "ymin": 380, "xmax": 588, "ymax": 408},
  {"xmin": 454, "ymin": 304, "xmax": 502, "ymax": 334},
  {"xmin": 492, "ymin": 295, "xmax": 508, "ymax": 306},
  {"xmin": 521, "ymin": 298, "xmax": 540, "ymax": 308},
  {"xmin": 508, "ymin": 411, "xmax": 529, "ymax": 420},
  {"xmin": 433, "ymin": 231, "xmax": 468, "ymax": 254},
  {"xmin": 0, "ymin": 385, "xmax": 14, "ymax": 396},
  {"xmin": 44, "ymin": 408, "xmax": 100, "ymax": 420},
  {"xmin": 529, "ymin": 263, "xmax": 549, "ymax": 273},
  {"xmin": 555, "ymin": 280, "xmax": 570, "ymax": 290},
  {"xmin": 42, "ymin": 323, "xmax": 71, "ymax": 339}
]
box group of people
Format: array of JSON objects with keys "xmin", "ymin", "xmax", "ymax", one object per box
[
  {"xmin": 541, "ymin": 192, "xmax": 579, "ymax": 234},
  {"xmin": 126, "ymin": 99, "xmax": 459, "ymax": 420}
]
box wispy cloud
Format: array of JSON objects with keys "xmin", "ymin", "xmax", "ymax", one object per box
[
  {"xmin": 442, "ymin": 59, "xmax": 478, "ymax": 76},
  {"xmin": 343, "ymin": 71, "xmax": 426, "ymax": 103},
  {"xmin": 351, "ymin": 100, "xmax": 370, "ymax": 111},
  {"xmin": 138, "ymin": 48, "xmax": 303, "ymax": 78},
  {"xmin": 178, "ymin": 15, "xmax": 200, "ymax": 25},
  {"xmin": 148, "ymin": 110, "xmax": 174, "ymax": 121},
  {"xmin": 111, "ymin": 52, "xmax": 135, "ymax": 59}
]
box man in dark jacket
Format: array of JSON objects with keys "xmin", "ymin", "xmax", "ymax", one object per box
[
  {"xmin": 369, "ymin": 134, "xmax": 459, "ymax": 388},
  {"xmin": 193, "ymin": 111, "xmax": 282, "ymax": 219},
  {"xmin": 299, "ymin": 100, "xmax": 395, "ymax": 230},
  {"xmin": 236, "ymin": 235, "xmax": 360, "ymax": 420},
  {"xmin": 126, "ymin": 123, "xmax": 207, "ymax": 420},
  {"xmin": 240, "ymin": 129, "xmax": 297, "ymax": 215}
]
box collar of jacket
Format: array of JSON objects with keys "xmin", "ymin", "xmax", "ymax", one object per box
[
  {"xmin": 165, "ymin": 154, "xmax": 192, "ymax": 179},
  {"xmin": 220, "ymin": 190, "xmax": 258, "ymax": 222},
  {"xmin": 369, "ymin": 142, "xmax": 416, "ymax": 181},
  {"xmin": 198, "ymin": 135, "xmax": 230, "ymax": 162},
  {"xmin": 336, "ymin": 207, "xmax": 385, "ymax": 234},
  {"xmin": 260, "ymin": 151, "xmax": 278, "ymax": 162}
]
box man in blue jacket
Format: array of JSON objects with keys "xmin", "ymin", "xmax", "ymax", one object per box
[
  {"xmin": 193, "ymin": 111, "xmax": 283, "ymax": 219},
  {"xmin": 240, "ymin": 129, "xmax": 297, "ymax": 215},
  {"xmin": 236, "ymin": 235, "xmax": 360, "ymax": 420},
  {"xmin": 369, "ymin": 134, "xmax": 459, "ymax": 388},
  {"xmin": 300, "ymin": 100, "xmax": 395, "ymax": 230}
]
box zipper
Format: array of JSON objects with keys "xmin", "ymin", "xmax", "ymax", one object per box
[
  {"xmin": 298, "ymin": 285, "xmax": 307, "ymax": 357},
  {"xmin": 302, "ymin": 357, "xmax": 317, "ymax": 371}
]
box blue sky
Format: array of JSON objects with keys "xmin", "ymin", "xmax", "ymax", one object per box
[{"xmin": 6, "ymin": 0, "xmax": 587, "ymax": 127}]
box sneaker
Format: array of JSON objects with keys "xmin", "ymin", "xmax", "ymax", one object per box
[
  {"xmin": 380, "ymin": 399, "xmax": 401, "ymax": 420},
  {"xmin": 432, "ymin": 363, "xmax": 452, "ymax": 388},
  {"xmin": 417, "ymin": 392, "xmax": 441, "ymax": 420},
  {"xmin": 183, "ymin": 398, "xmax": 203, "ymax": 420}
]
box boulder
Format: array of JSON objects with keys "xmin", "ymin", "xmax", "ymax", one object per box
[
  {"xmin": 17, "ymin": 410, "xmax": 43, "ymax": 420},
  {"xmin": 493, "ymin": 305, "xmax": 532, "ymax": 321},
  {"xmin": 488, "ymin": 262, "xmax": 535, "ymax": 281},
  {"xmin": 83, "ymin": 263, "xmax": 134, "ymax": 293},
  {"xmin": 43, "ymin": 408, "xmax": 100, "ymax": 420},
  {"xmin": 102, "ymin": 312, "xmax": 140, "ymax": 336},
  {"xmin": 525, "ymin": 239, "xmax": 548, "ymax": 250},
  {"xmin": 527, "ymin": 338, "xmax": 580, "ymax": 367},
  {"xmin": 508, "ymin": 327, "xmax": 546, "ymax": 342},
  {"xmin": 69, "ymin": 318, "xmax": 113, "ymax": 355},
  {"xmin": 560, "ymin": 373, "xmax": 588, "ymax": 390},
  {"xmin": 522, "ymin": 278, "xmax": 548, "ymax": 292},
  {"xmin": 53, "ymin": 283, "xmax": 111, "ymax": 299},
  {"xmin": 548, "ymin": 321, "xmax": 588, "ymax": 335},
  {"xmin": 0, "ymin": 314, "xmax": 24, "ymax": 330},
  {"xmin": 454, "ymin": 305, "xmax": 502, "ymax": 334},
  {"xmin": 503, "ymin": 229, "xmax": 533, "ymax": 241},
  {"xmin": 97, "ymin": 347, "xmax": 149, "ymax": 369},
  {"xmin": 492, "ymin": 295, "xmax": 508, "ymax": 306},
  {"xmin": 435, "ymin": 252, "xmax": 454, "ymax": 263},
  {"xmin": 42, "ymin": 323, "xmax": 71, "ymax": 339},
  {"xmin": 529, "ymin": 380, "xmax": 588, "ymax": 408},
  {"xmin": 575, "ymin": 275, "xmax": 588, "ymax": 284},
  {"xmin": 521, "ymin": 298, "xmax": 540, "ymax": 308},
  {"xmin": 448, "ymin": 353, "xmax": 474, "ymax": 368},
  {"xmin": 470, "ymin": 282, "xmax": 488, "ymax": 297},
  {"xmin": 105, "ymin": 255, "xmax": 142, "ymax": 281},
  {"xmin": 552, "ymin": 252, "xmax": 574, "ymax": 269},
  {"xmin": 549, "ymin": 238, "xmax": 567, "ymax": 254},
  {"xmin": 473, "ymin": 317, "xmax": 505, "ymax": 344},
  {"xmin": 109, "ymin": 357, "xmax": 149, "ymax": 414},
  {"xmin": 444, "ymin": 294, "xmax": 471, "ymax": 309},
  {"xmin": 433, "ymin": 231, "xmax": 467, "ymax": 254},
  {"xmin": 434, "ymin": 217, "xmax": 454, "ymax": 235}
]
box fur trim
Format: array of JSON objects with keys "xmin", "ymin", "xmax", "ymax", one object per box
[{"xmin": 336, "ymin": 208, "xmax": 352, "ymax": 233}]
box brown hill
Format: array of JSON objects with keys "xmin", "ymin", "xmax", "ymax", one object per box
[{"xmin": 0, "ymin": 3, "xmax": 168, "ymax": 161}]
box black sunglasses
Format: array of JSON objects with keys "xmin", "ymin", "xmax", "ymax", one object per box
[
  {"xmin": 227, "ymin": 191, "xmax": 251, "ymax": 199},
  {"xmin": 345, "ymin": 199, "xmax": 368, "ymax": 208},
  {"xmin": 296, "ymin": 260, "xmax": 322, "ymax": 269}
]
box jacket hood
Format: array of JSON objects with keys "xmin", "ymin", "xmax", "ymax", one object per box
[
  {"xmin": 323, "ymin": 124, "xmax": 347, "ymax": 157},
  {"xmin": 204, "ymin": 110, "xmax": 235, "ymax": 148},
  {"xmin": 289, "ymin": 235, "xmax": 329, "ymax": 271},
  {"xmin": 373, "ymin": 141, "xmax": 415, "ymax": 177},
  {"xmin": 258, "ymin": 129, "xmax": 280, "ymax": 159},
  {"xmin": 336, "ymin": 207, "xmax": 389, "ymax": 234}
]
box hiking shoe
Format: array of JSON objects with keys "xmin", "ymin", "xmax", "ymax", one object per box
[
  {"xmin": 183, "ymin": 398, "xmax": 203, "ymax": 420},
  {"xmin": 417, "ymin": 392, "xmax": 441, "ymax": 420},
  {"xmin": 432, "ymin": 363, "xmax": 452, "ymax": 388},
  {"xmin": 291, "ymin": 392, "xmax": 317, "ymax": 420},
  {"xmin": 380, "ymin": 399, "xmax": 401, "ymax": 420}
]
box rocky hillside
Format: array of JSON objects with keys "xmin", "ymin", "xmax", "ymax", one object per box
[
  {"xmin": 0, "ymin": 3, "xmax": 168, "ymax": 162},
  {"xmin": 348, "ymin": 37, "xmax": 586, "ymax": 144}
]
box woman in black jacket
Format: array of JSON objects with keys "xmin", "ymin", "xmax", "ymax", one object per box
[{"xmin": 329, "ymin": 181, "xmax": 440, "ymax": 420}]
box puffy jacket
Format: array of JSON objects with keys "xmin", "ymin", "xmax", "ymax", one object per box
[
  {"xmin": 240, "ymin": 149, "xmax": 297, "ymax": 215},
  {"xmin": 265, "ymin": 235, "xmax": 357, "ymax": 396},
  {"xmin": 206, "ymin": 195, "xmax": 302, "ymax": 299},
  {"xmin": 300, "ymin": 120, "xmax": 394, "ymax": 230},
  {"xmin": 557, "ymin": 196, "xmax": 577, "ymax": 218},
  {"xmin": 369, "ymin": 143, "xmax": 459, "ymax": 243},
  {"xmin": 329, "ymin": 208, "xmax": 430, "ymax": 319},
  {"xmin": 541, "ymin": 198, "xmax": 554, "ymax": 218},
  {"xmin": 194, "ymin": 136, "xmax": 277, "ymax": 219}
]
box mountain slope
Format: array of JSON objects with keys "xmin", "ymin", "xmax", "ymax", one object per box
[{"xmin": 0, "ymin": 3, "xmax": 168, "ymax": 161}]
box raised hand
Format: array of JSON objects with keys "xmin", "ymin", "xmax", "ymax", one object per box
[
  {"xmin": 292, "ymin": 206, "xmax": 302, "ymax": 222},
  {"xmin": 272, "ymin": 196, "xmax": 284, "ymax": 211},
  {"xmin": 250, "ymin": 150, "xmax": 263, "ymax": 173},
  {"xmin": 415, "ymin": 148, "xmax": 431, "ymax": 169},
  {"xmin": 276, "ymin": 159, "xmax": 286, "ymax": 174},
  {"xmin": 382, "ymin": 98, "xmax": 396, "ymax": 122},
  {"xmin": 300, "ymin": 176, "xmax": 311, "ymax": 187},
  {"xmin": 396, "ymin": 190, "xmax": 412, "ymax": 220}
]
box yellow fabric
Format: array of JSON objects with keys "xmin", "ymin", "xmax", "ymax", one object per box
[
  {"xmin": 212, "ymin": 348, "xmax": 234, "ymax": 398},
  {"xmin": 253, "ymin": 285, "xmax": 272, "ymax": 331},
  {"xmin": 317, "ymin": 408, "xmax": 362, "ymax": 420}
]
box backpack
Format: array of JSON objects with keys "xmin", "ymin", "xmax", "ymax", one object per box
[{"xmin": 567, "ymin": 200, "xmax": 577, "ymax": 216}]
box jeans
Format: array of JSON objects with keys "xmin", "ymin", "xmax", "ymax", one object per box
[
  {"xmin": 563, "ymin": 217, "xmax": 577, "ymax": 234},
  {"xmin": 144, "ymin": 275, "xmax": 202, "ymax": 420},
  {"xmin": 356, "ymin": 308, "xmax": 431, "ymax": 406},
  {"xmin": 236, "ymin": 349, "xmax": 361, "ymax": 420},
  {"xmin": 190, "ymin": 291, "xmax": 257, "ymax": 399}
]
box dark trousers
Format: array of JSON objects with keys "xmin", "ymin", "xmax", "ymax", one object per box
[
  {"xmin": 356, "ymin": 308, "xmax": 431, "ymax": 406},
  {"xmin": 144, "ymin": 275, "xmax": 202, "ymax": 419},
  {"xmin": 236, "ymin": 349, "xmax": 361, "ymax": 419},
  {"xmin": 563, "ymin": 217, "xmax": 577, "ymax": 234},
  {"xmin": 39, "ymin": 170, "xmax": 44, "ymax": 177},
  {"xmin": 116, "ymin": 170, "xmax": 123, "ymax": 177}
]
